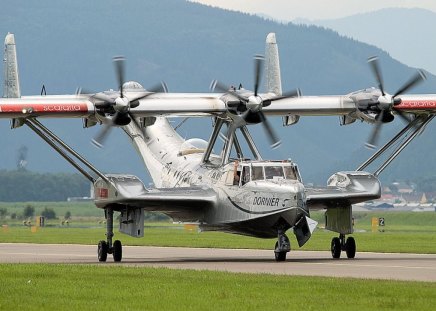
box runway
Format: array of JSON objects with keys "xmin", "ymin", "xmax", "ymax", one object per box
[{"xmin": 1, "ymin": 243, "xmax": 436, "ymax": 282}]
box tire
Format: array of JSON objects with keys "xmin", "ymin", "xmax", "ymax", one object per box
[
  {"xmin": 98, "ymin": 240, "xmax": 108, "ymax": 262},
  {"xmin": 113, "ymin": 240, "xmax": 122, "ymax": 262},
  {"xmin": 274, "ymin": 241, "xmax": 287, "ymax": 262},
  {"xmin": 331, "ymin": 237, "xmax": 341, "ymax": 259},
  {"xmin": 275, "ymin": 251, "xmax": 287, "ymax": 262},
  {"xmin": 345, "ymin": 237, "xmax": 356, "ymax": 259}
]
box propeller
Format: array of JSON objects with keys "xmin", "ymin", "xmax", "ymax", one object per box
[
  {"xmin": 211, "ymin": 54, "xmax": 300, "ymax": 149},
  {"xmin": 365, "ymin": 56, "xmax": 426, "ymax": 149},
  {"xmin": 80, "ymin": 56, "xmax": 167, "ymax": 148}
]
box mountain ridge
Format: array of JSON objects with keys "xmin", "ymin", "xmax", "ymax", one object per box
[{"xmin": 0, "ymin": 0, "xmax": 435, "ymax": 185}]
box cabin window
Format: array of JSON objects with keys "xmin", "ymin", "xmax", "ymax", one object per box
[
  {"xmin": 265, "ymin": 166, "xmax": 284, "ymax": 179},
  {"xmin": 241, "ymin": 166, "xmax": 251, "ymax": 185},
  {"xmin": 251, "ymin": 166, "xmax": 264, "ymax": 181}
]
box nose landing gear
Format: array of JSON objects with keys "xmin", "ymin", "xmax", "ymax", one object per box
[{"xmin": 274, "ymin": 229, "xmax": 291, "ymax": 262}]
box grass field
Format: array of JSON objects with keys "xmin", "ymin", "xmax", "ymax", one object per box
[
  {"xmin": 0, "ymin": 264, "xmax": 435, "ymax": 310},
  {"xmin": 2, "ymin": 224, "xmax": 436, "ymax": 254},
  {"xmin": 1, "ymin": 203, "xmax": 436, "ymax": 253},
  {"xmin": 1, "ymin": 204, "xmax": 436, "ymax": 309}
]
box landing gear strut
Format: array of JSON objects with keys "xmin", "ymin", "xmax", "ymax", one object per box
[
  {"xmin": 274, "ymin": 229, "xmax": 290, "ymax": 262},
  {"xmin": 98, "ymin": 207, "xmax": 123, "ymax": 262},
  {"xmin": 331, "ymin": 234, "xmax": 355, "ymax": 259}
]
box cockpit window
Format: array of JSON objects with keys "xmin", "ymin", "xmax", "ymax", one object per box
[
  {"xmin": 241, "ymin": 166, "xmax": 251, "ymax": 185},
  {"xmin": 251, "ymin": 166, "xmax": 264, "ymax": 181},
  {"xmin": 265, "ymin": 166, "xmax": 284, "ymax": 179},
  {"xmin": 284, "ymin": 166, "xmax": 297, "ymax": 180}
]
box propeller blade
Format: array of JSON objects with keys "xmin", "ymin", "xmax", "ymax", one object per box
[
  {"xmin": 92, "ymin": 124, "xmax": 112, "ymax": 148},
  {"xmin": 259, "ymin": 112, "xmax": 281, "ymax": 149},
  {"xmin": 129, "ymin": 81, "xmax": 169, "ymax": 109},
  {"xmin": 393, "ymin": 69, "xmax": 426, "ymax": 98},
  {"xmin": 146, "ymin": 81, "xmax": 168, "ymax": 94},
  {"xmin": 254, "ymin": 55, "xmax": 264, "ymax": 97},
  {"xmin": 365, "ymin": 111, "xmax": 385, "ymax": 149},
  {"xmin": 113, "ymin": 56, "xmax": 125, "ymax": 98},
  {"xmin": 270, "ymin": 88, "xmax": 301, "ymax": 101},
  {"xmin": 368, "ymin": 56, "xmax": 385, "ymax": 96},
  {"xmin": 210, "ymin": 80, "xmax": 248, "ymax": 102}
]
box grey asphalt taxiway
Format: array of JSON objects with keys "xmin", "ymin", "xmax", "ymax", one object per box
[{"xmin": 1, "ymin": 243, "xmax": 436, "ymax": 282}]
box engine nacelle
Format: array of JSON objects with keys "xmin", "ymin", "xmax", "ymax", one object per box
[{"xmin": 346, "ymin": 88, "xmax": 395, "ymax": 124}]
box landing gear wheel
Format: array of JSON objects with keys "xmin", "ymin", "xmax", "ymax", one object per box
[
  {"xmin": 274, "ymin": 241, "xmax": 287, "ymax": 262},
  {"xmin": 98, "ymin": 240, "xmax": 108, "ymax": 262},
  {"xmin": 113, "ymin": 240, "xmax": 122, "ymax": 262},
  {"xmin": 331, "ymin": 237, "xmax": 341, "ymax": 259},
  {"xmin": 345, "ymin": 237, "xmax": 356, "ymax": 259}
]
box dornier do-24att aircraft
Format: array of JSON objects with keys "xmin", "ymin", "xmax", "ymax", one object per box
[{"xmin": 1, "ymin": 32, "xmax": 433, "ymax": 262}]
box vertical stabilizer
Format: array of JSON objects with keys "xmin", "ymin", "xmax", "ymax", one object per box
[
  {"xmin": 3, "ymin": 32, "xmax": 21, "ymax": 98},
  {"xmin": 265, "ymin": 33, "xmax": 282, "ymax": 96}
]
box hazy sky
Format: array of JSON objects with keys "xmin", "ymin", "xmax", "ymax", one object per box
[{"xmin": 190, "ymin": 0, "xmax": 436, "ymax": 20}]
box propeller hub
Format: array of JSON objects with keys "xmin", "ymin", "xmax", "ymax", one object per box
[
  {"xmin": 246, "ymin": 95, "xmax": 263, "ymax": 112},
  {"xmin": 114, "ymin": 96, "xmax": 130, "ymax": 112},
  {"xmin": 377, "ymin": 94, "xmax": 393, "ymax": 110}
]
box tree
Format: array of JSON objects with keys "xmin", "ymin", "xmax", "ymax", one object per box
[
  {"xmin": 41, "ymin": 208, "xmax": 56, "ymax": 220},
  {"xmin": 23, "ymin": 205, "xmax": 35, "ymax": 218},
  {"xmin": 64, "ymin": 211, "xmax": 71, "ymax": 220},
  {"xmin": 0, "ymin": 208, "xmax": 7, "ymax": 219}
]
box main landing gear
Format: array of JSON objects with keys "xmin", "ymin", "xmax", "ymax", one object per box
[
  {"xmin": 331, "ymin": 234, "xmax": 355, "ymax": 259},
  {"xmin": 274, "ymin": 229, "xmax": 291, "ymax": 262},
  {"xmin": 97, "ymin": 207, "xmax": 123, "ymax": 262}
]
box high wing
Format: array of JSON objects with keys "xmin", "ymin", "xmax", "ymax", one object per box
[{"xmin": 1, "ymin": 93, "xmax": 436, "ymax": 119}]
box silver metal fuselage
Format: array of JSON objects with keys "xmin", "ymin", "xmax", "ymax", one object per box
[{"xmin": 123, "ymin": 117, "xmax": 307, "ymax": 238}]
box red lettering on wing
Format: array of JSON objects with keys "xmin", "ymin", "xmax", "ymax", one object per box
[
  {"xmin": 0, "ymin": 103, "xmax": 89, "ymax": 113},
  {"xmin": 397, "ymin": 100, "xmax": 436, "ymax": 110}
]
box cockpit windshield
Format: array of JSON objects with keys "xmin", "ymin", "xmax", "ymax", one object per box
[
  {"xmin": 265, "ymin": 166, "xmax": 284, "ymax": 179},
  {"xmin": 251, "ymin": 166, "xmax": 264, "ymax": 181},
  {"xmin": 284, "ymin": 166, "xmax": 297, "ymax": 180},
  {"xmin": 247, "ymin": 163, "xmax": 300, "ymax": 182}
]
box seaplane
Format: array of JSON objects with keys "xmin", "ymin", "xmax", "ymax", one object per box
[{"xmin": 1, "ymin": 32, "xmax": 432, "ymax": 262}]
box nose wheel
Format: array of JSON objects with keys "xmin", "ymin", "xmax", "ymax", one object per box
[
  {"xmin": 97, "ymin": 207, "xmax": 123, "ymax": 262},
  {"xmin": 274, "ymin": 230, "xmax": 291, "ymax": 262},
  {"xmin": 331, "ymin": 234, "xmax": 356, "ymax": 259}
]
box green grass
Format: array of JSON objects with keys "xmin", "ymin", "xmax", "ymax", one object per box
[
  {"xmin": 0, "ymin": 264, "xmax": 435, "ymax": 310},
  {"xmin": 1, "ymin": 223, "xmax": 436, "ymax": 254},
  {"xmin": 1, "ymin": 208, "xmax": 436, "ymax": 253}
]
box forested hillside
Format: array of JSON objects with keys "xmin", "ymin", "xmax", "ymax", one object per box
[
  {"xmin": 0, "ymin": 0, "xmax": 435, "ymax": 190},
  {"xmin": 0, "ymin": 170, "xmax": 89, "ymax": 201}
]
